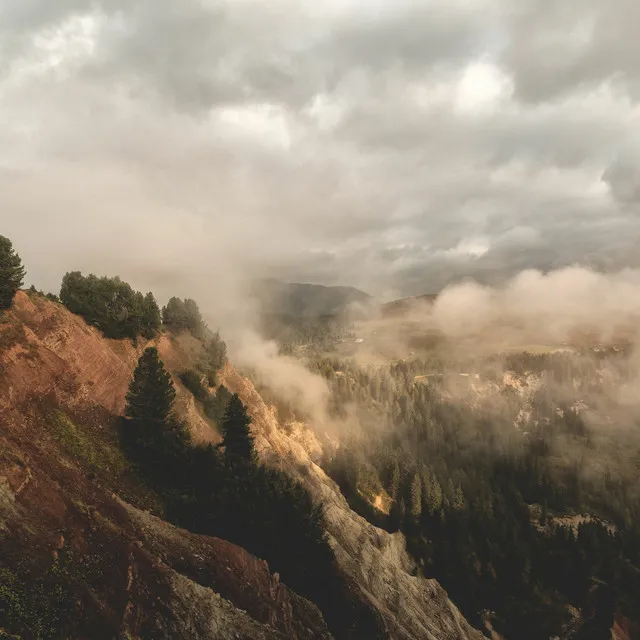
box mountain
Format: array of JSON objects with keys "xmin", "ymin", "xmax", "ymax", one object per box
[
  {"xmin": 380, "ymin": 294, "xmax": 438, "ymax": 318},
  {"xmin": 253, "ymin": 280, "xmax": 372, "ymax": 318},
  {"xmin": 0, "ymin": 290, "xmax": 481, "ymax": 640}
]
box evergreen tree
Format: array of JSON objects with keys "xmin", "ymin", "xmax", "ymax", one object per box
[
  {"xmin": 221, "ymin": 394, "xmax": 255, "ymax": 463},
  {"xmin": 141, "ymin": 292, "xmax": 161, "ymax": 338},
  {"xmin": 426, "ymin": 475, "xmax": 443, "ymax": 514},
  {"xmin": 389, "ymin": 460, "xmax": 400, "ymax": 500},
  {"xmin": 125, "ymin": 347, "xmax": 176, "ymax": 423},
  {"xmin": 184, "ymin": 298, "xmax": 204, "ymax": 334},
  {"xmin": 162, "ymin": 296, "xmax": 204, "ymax": 335},
  {"xmin": 0, "ymin": 235, "xmax": 26, "ymax": 309},
  {"xmin": 199, "ymin": 331, "xmax": 227, "ymax": 385},
  {"xmin": 59, "ymin": 271, "xmax": 155, "ymax": 339},
  {"xmin": 410, "ymin": 472, "xmax": 422, "ymax": 519},
  {"xmin": 162, "ymin": 297, "xmax": 187, "ymax": 330}
]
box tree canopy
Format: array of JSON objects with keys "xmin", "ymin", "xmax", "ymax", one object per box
[
  {"xmin": 0, "ymin": 235, "xmax": 26, "ymax": 309},
  {"xmin": 59, "ymin": 271, "xmax": 160, "ymax": 339},
  {"xmin": 162, "ymin": 297, "xmax": 204, "ymax": 335},
  {"xmin": 199, "ymin": 331, "xmax": 227, "ymax": 385}
]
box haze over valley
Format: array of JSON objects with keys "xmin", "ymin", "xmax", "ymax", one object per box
[{"xmin": 2, "ymin": 1, "xmax": 640, "ymax": 639}]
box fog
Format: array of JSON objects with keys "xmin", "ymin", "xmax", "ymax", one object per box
[{"xmin": 3, "ymin": 0, "xmax": 640, "ymax": 451}]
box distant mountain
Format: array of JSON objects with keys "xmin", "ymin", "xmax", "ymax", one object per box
[
  {"xmin": 380, "ymin": 293, "xmax": 438, "ymax": 318},
  {"xmin": 254, "ymin": 279, "xmax": 371, "ymax": 318}
]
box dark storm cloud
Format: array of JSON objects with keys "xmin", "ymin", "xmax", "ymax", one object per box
[
  {"xmin": 1, "ymin": 0, "xmax": 639, "ymax": 302},
  {"xmin": 499, "ymin": 0, "xmax": 640, "ymax": 103}
]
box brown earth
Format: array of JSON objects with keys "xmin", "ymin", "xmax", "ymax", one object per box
[{"xmin": 0, "ymin": 292, "xmax": 329, "ymax": 639}]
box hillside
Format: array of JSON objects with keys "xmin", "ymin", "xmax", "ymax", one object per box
[
  {"xmin": 0, "ymin": 291, "xmax": 481, "ymax": 640},
  {"xmin": 380, "ymin": 294, "xmax": 438, "ymax": 318},
  {"xmin": 253, "ymin": 280, "xmax": 371, "ymax": 318}
]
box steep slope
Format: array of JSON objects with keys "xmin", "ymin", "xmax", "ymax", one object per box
[
  {"xmin": 219, "ymin": 365, "xmax": 483, "ymax": 640},
  {"xmin": 0, "ymin": 292, "xmax": 331, "ymax": 640},
  {"xmin": 1, "ymin": 291, "xmax": 481, "ymax": 639}
]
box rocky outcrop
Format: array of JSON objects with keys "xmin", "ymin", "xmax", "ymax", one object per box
[
  {"xmin": 220, "ymin": 365, "xmax": 483, "ymax": 640},
  {"xmin": 0, "ymin": 415, "xmax": 331, "ymax": 639},
  {"xmin": 1, "ymin": 291, "xmax": 216, "ymax": 443}
]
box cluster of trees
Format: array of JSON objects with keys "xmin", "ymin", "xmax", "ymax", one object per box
[
  {"xmin": 162, "ymin": 297, "xmax": 204, "ymax": 336},
  {"xmin": 59, "ymin": 272, "xmax": 161, "ymax": 340},
  {"xmin": 57, "ymin": 271, "xmax": 227, "ymax": 348},
  {"xmin": 0, "ymin": 236, "xmax": 224, "ymax": 356},
  {"xmin": 0, "ymin": 235, "xmax": 26, "ymax": 310},
  {"xmin": 260, "ymin": 313, "xmax": 355, "ymax": 355},
  {"xmin": 120, "ymin": 347, "xmax": 370, "ymax": 637},
  {"xmin": 313, "ymin": 351, "xmax": 640, "ymax": 639}
]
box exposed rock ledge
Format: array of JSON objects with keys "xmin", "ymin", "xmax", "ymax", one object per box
[{"xmin": 220, "ymin": 364, "xmax": 483, "ymax": 640}]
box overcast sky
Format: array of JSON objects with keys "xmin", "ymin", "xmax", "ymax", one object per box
[{"xmin": 2, "ymin": 0, "xmax": 639, "ymax": 302}]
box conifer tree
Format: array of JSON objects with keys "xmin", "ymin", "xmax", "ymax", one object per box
[
  {"xmin": 389, "ymin": 460, "xmax": 400, "ymax": 500},
  {"xmin": 125, "ymin": 347, "xmax": 176, "ymax": 423},
  {"xmin": 410, "ymin": 472, "xmax": 422, "ymax": 519},
  {"xmin": 426, "ymin": 475, "xmax": 443, "ymax": 514},
  {"xmin": 199, "ymin": 331, "xmax": 227, "ymax": 385},
  {"xmin": 141, "ymin": 292, "xmax": 161, "ymax": 338},
  {"xmin": 221, "ymin": 394, "xmax": 255, "ymax": 463},
  {"xmin": 0, "ymin": 235, "xmax": 26, "ymax": 309}
]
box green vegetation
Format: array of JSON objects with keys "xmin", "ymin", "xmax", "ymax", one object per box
[
  {"xmin": 48, "ymin": 411, "xmax": 126, "ymax": 477},
  {"xmin": 178, "ymin": 369, "xmax": 209, "ymax": 402},
  {"xmin": 161, "ymin": 297, "xmax": 204, "ymax": 336},
  {"xmin": 220, "ymin": 394, "xmax": 255, "ymax": 464},
  {"xmin": 202, "ymin": 384, "xmax": 232, "ymax": 424},
  {"xmin": 313, "ymin": 351, "xmax": 640, "ymax": 639},
  {"xmin": 26, "ymin": 285, "xmax": 59, "ymax": 303},
  {"xmin": 59, "ymin": 271, "xmax": 161, "ymax": 340},
  {"xmin": 0, "ymin": 236, "xmax": 25, "ymax": 310},
  {"xmin": 198, "ymin": 331, "xmax": 227, "ymax": 385},
  {"xmin": 119, "ymin": 348, "xmax": 370, "ymax": 638},
  {"xmin": 125, "ymin": 347, "xmax": 176, "ymax": 424}
]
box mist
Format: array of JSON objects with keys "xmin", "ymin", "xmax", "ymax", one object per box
[{"xmin": 3, "ymin": 0, "xmax": 640, "ymax": 456}]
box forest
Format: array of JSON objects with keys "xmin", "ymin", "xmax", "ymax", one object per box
[{"xmin": 305, "ymin": 348, "xmax": 640, "ymax": 639}]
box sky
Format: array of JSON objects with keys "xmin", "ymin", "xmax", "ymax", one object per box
[{"xmin": 1, "ymin": 0, "xmax": 640, "ymax": 303}]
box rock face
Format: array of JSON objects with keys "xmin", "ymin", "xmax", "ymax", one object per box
[
  {"xmin": 219, "ymin": 365, "xmax": 483, "ymax": 640},
  {"xmin": 0, "ymin": 292, "xmax": 481, "ymax": 639},
  {"xmin": 0, "ymin": 423, "xmax": 330, "ymax": 639}
]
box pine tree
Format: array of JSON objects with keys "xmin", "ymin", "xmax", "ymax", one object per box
[
  {"xmin": 426, "ymin": 475, "xmax": 443, "ymax": 514},
  {"xmin": 162, "ymin": 297, "xmax": 187, "ymax": 330},
  {"xmin": 125, "ymin": 347, "xmax": 176, "ymax": 423},
  {"xmin": 141, "ymin": 292, "xmax": 161, "ymax": 338},
  {"xmin": 410, "ymin": 472, "xmax": 422, "ymax": 519},
  {"xmin": 222, "ymin": 394, "xmax": 255, "ymax": 463},
  {"xmin": 199, "ymin": 331, "xmax": 227, "ymax": 386},
  {"xmin": 389, "ymin": 460, "xmax": 400, "ymax": 500},
  {"xmin": 0, "ymin": 235, "xmax": 26, "ymax": 309}
]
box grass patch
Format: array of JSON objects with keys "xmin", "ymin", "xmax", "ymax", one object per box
[{"xmin": 48, "ymin": 411, "xmax": 126, "ymax": 477}]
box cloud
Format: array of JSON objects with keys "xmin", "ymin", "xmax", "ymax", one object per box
[
  {"xmin": 1, "ymin": 0, "xmax": 639, "ymax": 303},
  {"xmin": 602, "ymin": 144, "xmax": 640, "ymax": 206}
]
